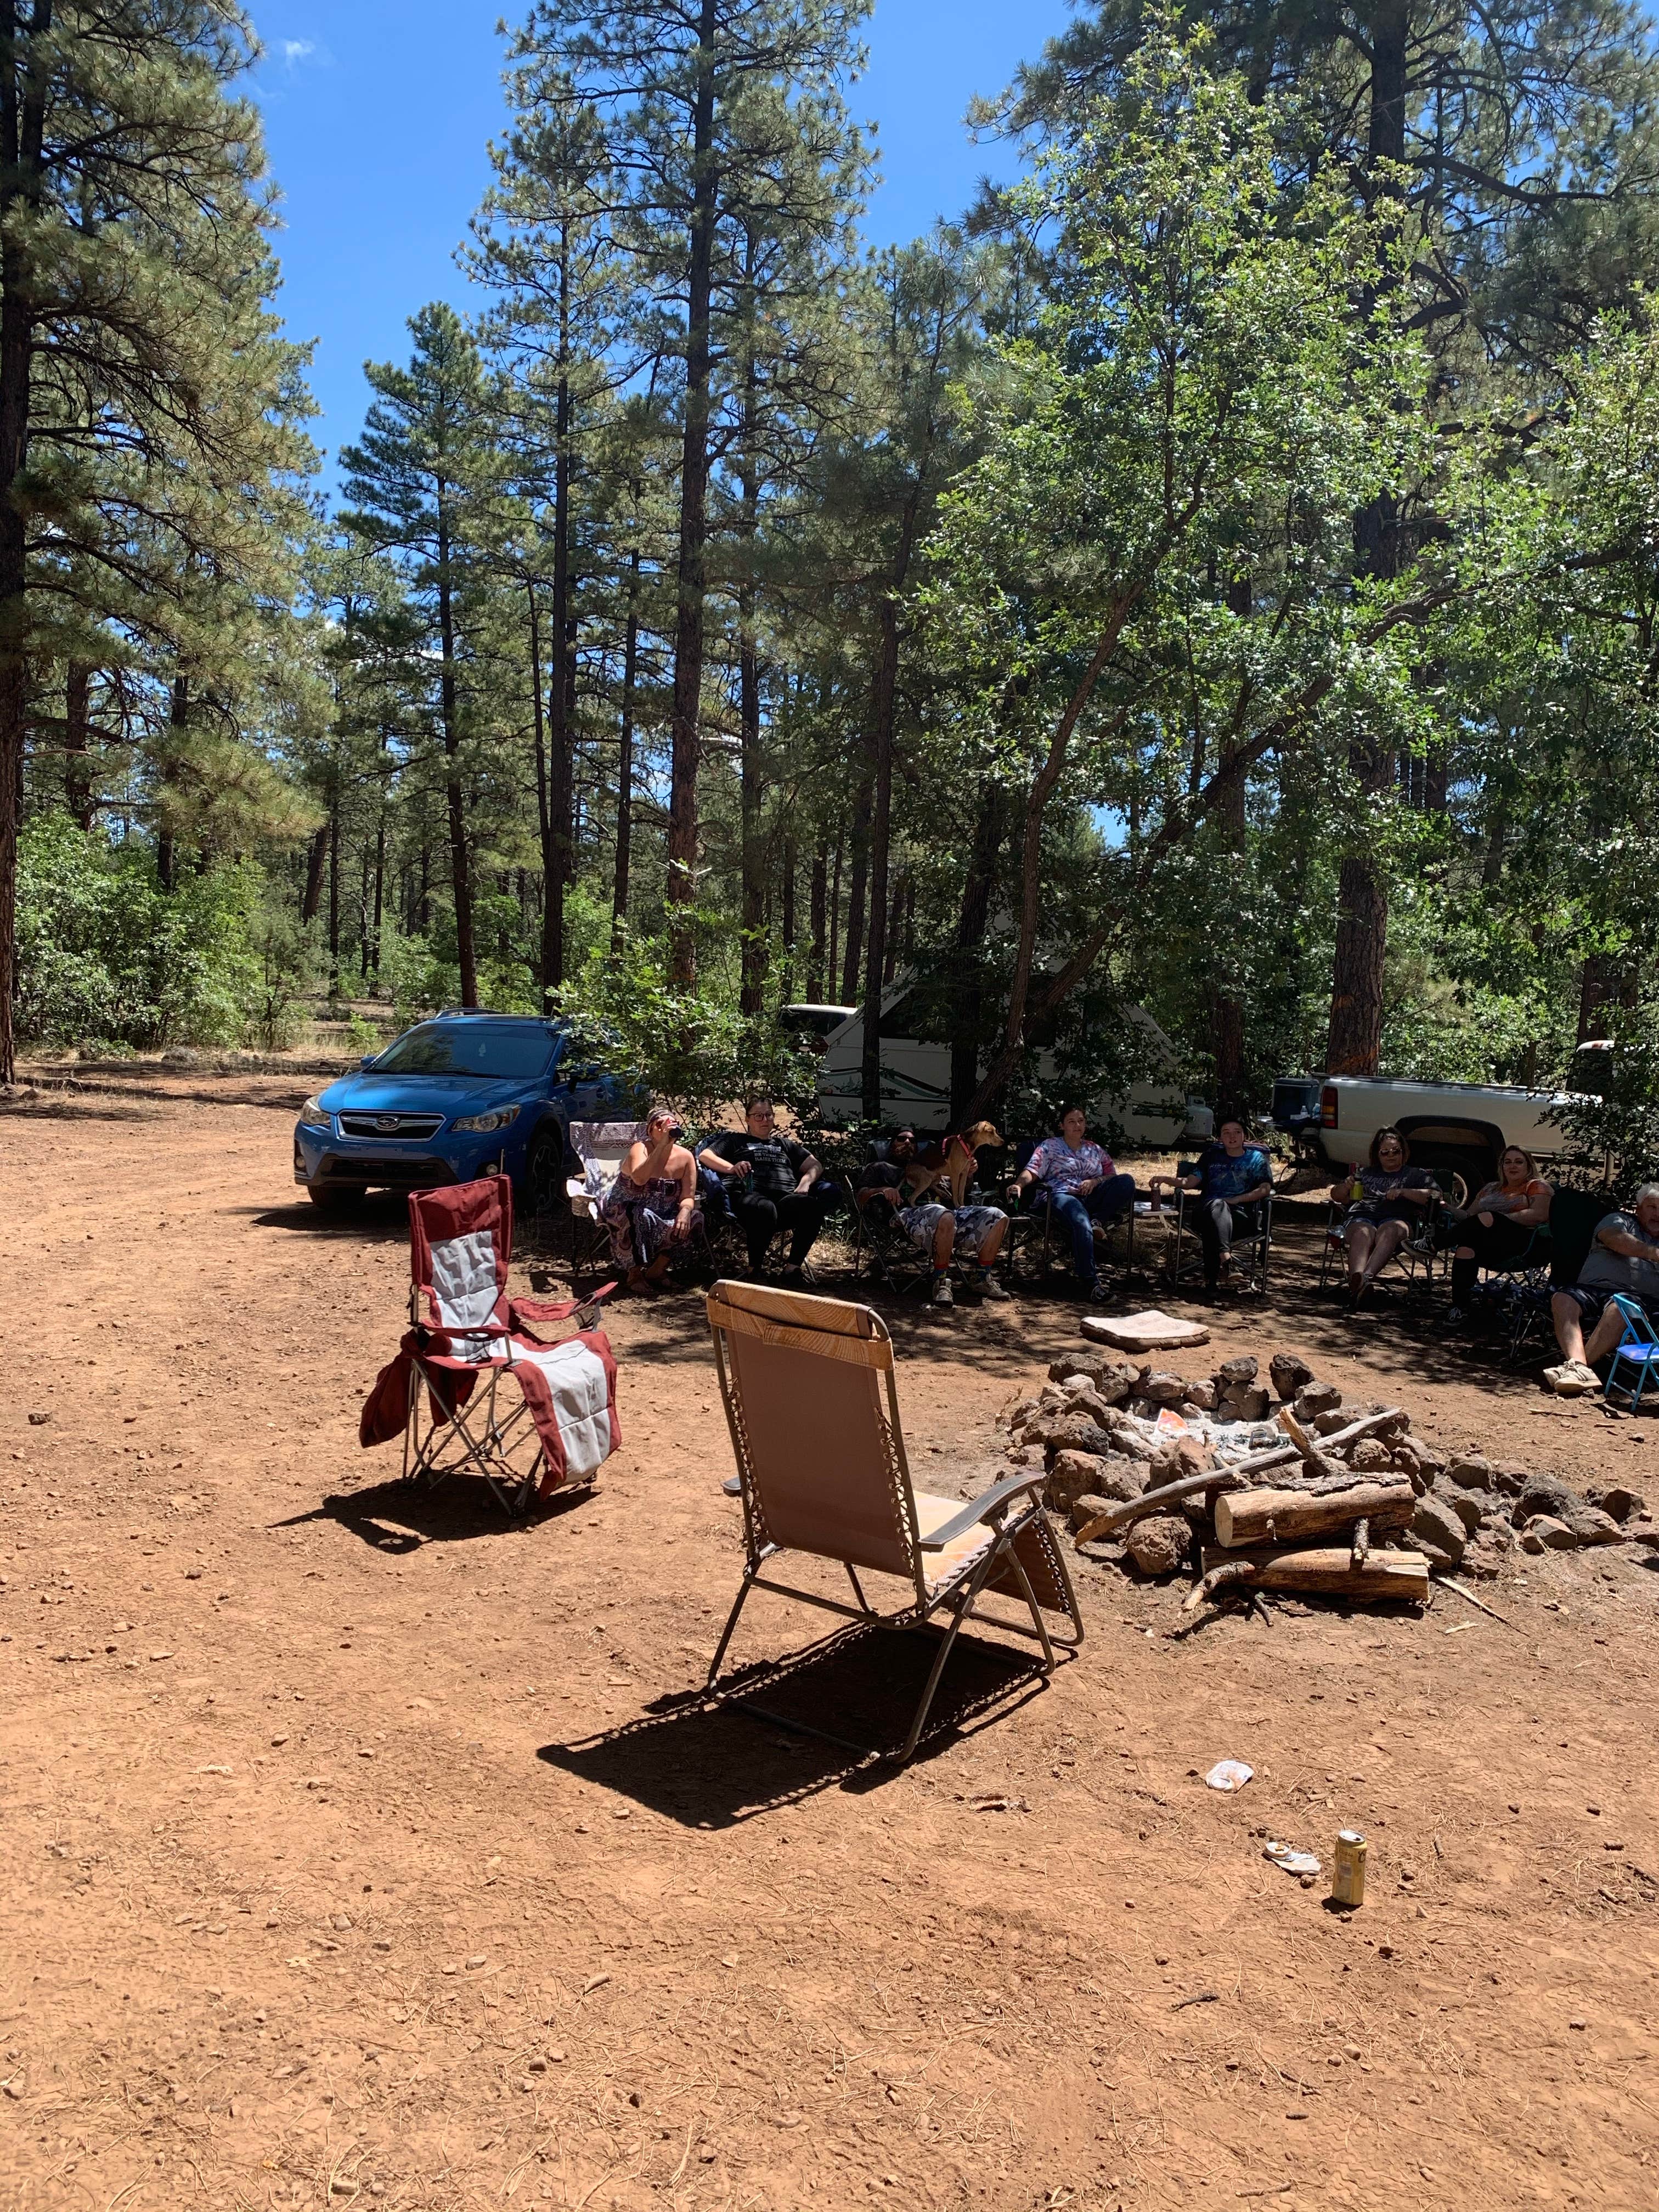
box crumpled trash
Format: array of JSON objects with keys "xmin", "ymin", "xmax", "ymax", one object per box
[
  {"xmin": 1205, "ymin": 1759, "xmax": 1254, "ymax": 1792},
  {"xmin": 1264, "ymin": 1839, "xmax": 1321, "ymax": 1876}
]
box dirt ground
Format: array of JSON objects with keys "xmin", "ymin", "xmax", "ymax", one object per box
[{"xmin": 3, "ymin": 1074, "xmax": 1658, "ymax": 2212}]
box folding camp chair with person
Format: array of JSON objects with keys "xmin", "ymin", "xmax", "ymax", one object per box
[
  {"xmin": 358, "ymin": 1175, "xmax": 619, "ymax": 1517},
  {"xmin": 563, "ymin": 1120, "xmax": 643, "ymax": 1273},
  {"xmin": 703, "ymin": 1279, "xmax": 1082, "ymax": 1763}
]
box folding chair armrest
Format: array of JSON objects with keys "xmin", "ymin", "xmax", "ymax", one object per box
[
  {"xmin": 919, "ymin": 1473, "xmax": 1045, "ymax": 1550},
  {"xmin": 511, "ymin": 1282, "xmax": 617, "ymax": 1328}
]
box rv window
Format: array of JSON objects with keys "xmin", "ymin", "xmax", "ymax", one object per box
[{"xmin": 877, "ymin": 993, "xmax": 952, "ymax": 1043}]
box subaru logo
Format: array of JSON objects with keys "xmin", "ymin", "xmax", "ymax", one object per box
[{"xmin": 374, "ymin": 1115, "xmax": 399, "ymax": 1132}]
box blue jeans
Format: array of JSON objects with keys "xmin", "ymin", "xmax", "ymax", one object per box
[{"xmin": 1036, "ymin": 1174, "xmax": 1137, "ymax": 1286}]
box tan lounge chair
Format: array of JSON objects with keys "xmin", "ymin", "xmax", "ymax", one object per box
[{"xmin": 705, "ymin": 1278, "xmax": 1083, "ymax": 1762}]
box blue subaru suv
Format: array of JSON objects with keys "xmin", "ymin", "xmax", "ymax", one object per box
[{"xmin": 292, "ymin": 1011, "xmax": 624, "ymax": 1212}]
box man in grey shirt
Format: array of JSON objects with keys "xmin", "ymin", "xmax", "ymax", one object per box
[{"xmin": 1547, "ymin": 1184, "xmax": 1659, "ymax": 1393}]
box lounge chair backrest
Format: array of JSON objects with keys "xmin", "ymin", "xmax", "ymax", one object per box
[
  {"xmin": 567, "ymin": 1120, "xmax": 642, "ymax": 1215},
  {"xmin": 707, "ymin": 1278, "xmax": 923, "ymax": 1593},
  {"xmin": 409, "ymin": 1176, "xmax": 512, "ymax": 1353},
  {"xmin": 1548, "ymin": 1184, "xmax": 1620, "ymax": 1289}
]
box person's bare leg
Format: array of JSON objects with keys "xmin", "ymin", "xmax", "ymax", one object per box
[
  {"xmin": 1583, "ymin": 1302, "xmax": 1629, "ymax": 1365},
  {"xmin": 933, "ymin": 1214, "xmax": 955, "ymax": 1268},
  {"xmin": 1359, "ymin": 1221, "xmax": 1407, "ymax": 1286},
  {"xmin": 978, "ymin": 1216, "xmax": 1008, "ymax": 1266},
  {"xmin": 1346, "ymin": 1221, "xmax": 1374, "ymax": 1286},
  {"xmin": 1551, "ymin": 1291, "xmax": 1587, "ymax": 1365}
]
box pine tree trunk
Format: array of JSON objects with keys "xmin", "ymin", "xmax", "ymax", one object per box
[
  {"xmin": 738, "ymin": 608, "xmax": 765, "ymax": 1013},
  {"xmin": 435, "ymin": 510, "xmax": 476, "ymax": 1007},
  {"xmin": 949, "ymin": 786, "xmax": 1004, "ymax": 1122},
  {"xmin": 841, "ymin": 775, "xmax": 870, "ymax": 1012},
  {"xmin": 860, "ymin": 600, "xmax": 899, "ymax": 1122},
  {"xmin": 827, "ymin": 828, "xmax": 843, "ymax": 998},
  {"xmin": 371, "ymin": 817, "xmax": 385, "ymax": 984},
  {"xmin": 808, "ymin": 841, "xmax": 827, "ymax": 1001},
  {"xmin": 1324, "ymin": 1, "xmax": 1408, "ymax": 1079},
  {"xmin": 328, "ymin": 795, "xmax": 340, "ymax": 998},
  {"xmin": 780, "ymin": 832, "xmax": 796, "ymax": 1001},
  {"xmin": 612, "ymin": 550, "xmax": 639, "ymax": 949},
  {"xmin": 156, "ymin": 673, "xmax": 188, "ymax": 893},
  {"xmin": 64, "ymin": 661, "xmax": 94, "ymax": 830},
  {"xmin": 302, "ymin": 823, "xmax": 328, "ymax": 923},
  {"xmin": 0, "ymin": 0, "xmax": 49, "ymax": 1086},
  {"xmin": 665, "ymin": 0, "xmax": 720, "ymax": 988}
]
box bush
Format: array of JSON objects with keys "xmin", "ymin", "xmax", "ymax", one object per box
[
  {"xmin": 1545, "ymin": 1015, "xmax": 1659, "ymax": 1189},
  {"xmin": 14, "ymin": 814, "xmax": 274, "ymax": 1052}
]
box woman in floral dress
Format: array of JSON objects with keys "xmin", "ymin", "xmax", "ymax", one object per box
[{"xmin": 599, "ymin": 1105, "xmax": 702, "ymax": 1290}]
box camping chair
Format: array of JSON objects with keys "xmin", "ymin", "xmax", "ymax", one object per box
[
  {"xmin": 565, "ymin": 1120, "xmax": 641, "ymax": 1272},
  {"xmin": 1605, "ymin": 1295, "xmax": 1659, "ymax": 1410},
  {"xmin": 1319, "ymin": 1184, "xmax": 1449, "ymax": 1300},
  {"xmin": 358, "ymin": 1175, "xmax": 619, "ymax": 1516},
  {"xmin": 1005, "ymin": 1144, "xmax": 1138, "ymax": 1292},
  {"xmin": 704, "ymin": 1279, "xmax": 1082, "ymax": 1763},
  {"xmin": 1503, "ymin": 1185, "xmax": 1611, "ymax": 1367},
  {"xmin": 1166, "ymin": 1184, "xmax": 1272, "ymax": 1295}
]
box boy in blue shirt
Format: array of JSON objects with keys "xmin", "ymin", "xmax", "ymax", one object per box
[{"xmin": 1178, "ymin": 1115, "xmax": 1273, "ymax": 1293}]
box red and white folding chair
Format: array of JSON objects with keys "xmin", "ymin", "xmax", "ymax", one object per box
[{"xmin": 359, "ymin": 1175, "xmax": 619, "ymax": 1515}]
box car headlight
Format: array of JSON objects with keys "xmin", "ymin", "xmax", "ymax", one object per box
[
  {"xmin": 452, "ymin": 1105, "xmax": 522, "ymax": 1135},
  {"xmin": 300, "ymin": 1094, "xmax": 330, "ymax": 1127}
]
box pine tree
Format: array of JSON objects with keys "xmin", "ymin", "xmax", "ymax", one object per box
[
  {"xmin": 0, "ymin": 1, "xmax": 314, "ymax": 1082},
  {"xmin": 340, "ymin": 306, "xmax": 500, "ymax": 1010}
]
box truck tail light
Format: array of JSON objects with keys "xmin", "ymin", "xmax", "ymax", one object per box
[{"xmin": 1321, "ymin": 1085, "xmax": 1338, "ymax": 1128}]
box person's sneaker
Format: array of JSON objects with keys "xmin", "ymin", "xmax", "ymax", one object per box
[
  {"xmin": 931, "ymin": 1273, "xmax": 954, "ymax": 1306},
  {"xmin": 1446, "ymin": 1304, "xmax": 1466, "ymax": 1326},
  {"xmin": 977, "ymin": 1271, "xmax": 1011, "ymax": 1301},
  {"xmin": 1544, "ymin": 1361, "xmax": 1594, "ymax": 1395}
]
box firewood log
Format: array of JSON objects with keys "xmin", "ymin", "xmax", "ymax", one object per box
[{"xmin": 1213, "ymin": 1479, "xmax": 1414, "ymax": 1550}]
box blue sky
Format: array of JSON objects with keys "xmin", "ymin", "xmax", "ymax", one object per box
[{"xmin": 248, "ymin": 0, "xmax": 1074, "ymax": 488}]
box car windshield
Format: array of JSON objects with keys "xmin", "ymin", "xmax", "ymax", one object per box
[{"xmin": 372, "ymin": 1023, "xmax": 555, "ymax": 1080}]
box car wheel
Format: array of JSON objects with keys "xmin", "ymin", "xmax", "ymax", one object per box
[
  {"xmin": 523, "ymin": 1124, "xmax": 566, "ymax": 1217},
  {"xmin": 307, "ymin": 1184, "xmax": 366, "ymax": 1212}
]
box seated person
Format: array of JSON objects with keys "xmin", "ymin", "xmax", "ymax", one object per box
[
  {"xmin": 1178, "ymin": 1115, "xmax": 1273, "ymax": 1293},
  {"xmin": 698, "ymin": 1094, "xmax": 834, "ymax": 1282},
  {"xmin": 599, "ymin": 1103, "xmax": 702, "ymax": 1291},
  {"xmin": 1009, "ymin": 1105, "xmax": 1137, "ymax": 1300},
  {"xmin": 855, "ymin": 1127, "xmax": 1011, "ymax": 1307},
  {"xmin": 1447, "ymin": 1146, "xmax": 1554, "ymax": 1324},
  {"xmin": 1547, "ymin": 1183, "xmax": 1659, "ymax": 1395},
  {"xmin": 1328, "ymin": 1126, "xmax": 1437, "ymax": 1307}
]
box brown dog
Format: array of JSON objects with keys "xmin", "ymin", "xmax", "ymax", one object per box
[{"xmin": 907, "ymin": 1121, "xmax": 1005, "ymax": 1210}]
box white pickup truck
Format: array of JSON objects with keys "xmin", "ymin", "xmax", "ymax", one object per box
[{"xmin": 1314, "ymin": 1041, "xmax": 1607, "ymax": 1187}]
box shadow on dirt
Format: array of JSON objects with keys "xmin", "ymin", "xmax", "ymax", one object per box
[
  {"xmin": 274, "ymin": 1472, "xmax": 597, "ymax": 1551},
  {"xmin": 537, "ymin": 1621, "xmax": 1057, "ymax": 1826},
  {"xmin": 250, "ymin": 1197, "xmax": 412, "ymax": 1239}
]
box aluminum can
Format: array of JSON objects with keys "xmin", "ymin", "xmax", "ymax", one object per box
[{"xmin": 1331, "ymin": 1830, "xmax": 1367, "ymax": 1908}]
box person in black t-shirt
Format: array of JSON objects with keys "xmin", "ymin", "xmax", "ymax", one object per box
[{"xmin": 698, "ymin": 1096, "xmax": 834, "ymax": 1278}]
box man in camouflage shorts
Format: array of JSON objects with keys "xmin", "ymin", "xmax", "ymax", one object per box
[{"xmin": 854, "ymin": 1130, "xmax": 1011, "ymax": 1307}]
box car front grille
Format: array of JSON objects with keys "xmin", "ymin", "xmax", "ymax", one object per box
[
  {"xmin": 336, "ymin": 1111, "xmax": 446, "ymax": 1141},
  {"xmin": 319, "ymin": 1154, "xmax": 454, "ymax": 1188}
]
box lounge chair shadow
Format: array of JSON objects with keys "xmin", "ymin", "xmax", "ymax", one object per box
[
  {"xmin": 273, "ymin": 1473, "xmax": 595, "ymax": 1551},
  {"xmin": 536, "ymin": 1621, "xmax": 1054, "ymax": 1827}
]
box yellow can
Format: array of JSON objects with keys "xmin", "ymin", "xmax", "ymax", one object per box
[{"xmin": 1331, "ymin": 1830, "xmax": 1367, "ymax": 1908}]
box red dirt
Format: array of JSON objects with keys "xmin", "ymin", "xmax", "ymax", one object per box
[{"xmin": 3, "ymin": 1077, "xmax": 1658, "ymax": 2211}]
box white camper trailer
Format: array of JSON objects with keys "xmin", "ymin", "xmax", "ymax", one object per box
[{"xmin": 815, "ymin": 983, "xmax": 1214, "ymax": 1143}]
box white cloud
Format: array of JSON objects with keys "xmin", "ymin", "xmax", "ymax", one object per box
[{"xmin": 280, "ymin": 38, "xmax": 316, "ymax": 64}]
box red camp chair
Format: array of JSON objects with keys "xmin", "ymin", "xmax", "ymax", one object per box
[{"xmin": 360, "ymin": 1176, "xmax": 619, "ymax": 1515}]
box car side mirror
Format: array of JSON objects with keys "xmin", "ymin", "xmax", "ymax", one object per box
[{"xmin": 359, "ymin": 1053, "xmax": 377, "ymax": 1070}]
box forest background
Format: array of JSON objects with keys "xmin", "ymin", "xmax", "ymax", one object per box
[{"xmin": 7, "ymin": 0, "xmax": 1659, "ymax": 1165}]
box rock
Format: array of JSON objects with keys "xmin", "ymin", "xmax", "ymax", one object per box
[
  {"xmin": 1442, "ymin": 1488, "xmax": 1486, "ymax": 1536},
  {"xmin": 1489, "ymin": 1460, "xmax": 1529, "ymax": 1497},
  {"xmin": 1069, "ymin": 1385, "xmax": 1125, "ymax": 1430},
  {"xmin": 998, "ymin": 1395, "xmax": 1040, "ymax": 1434},
  {"xmin": 1082, "ymin": 1309, "xmax": 1210, "ymax": 1353},
  {"xmin": 1177, "ymin": 1401, "xmax": 1206, "ymax": 1424},
  {"xmin": 1104, "ymin": 1425, "xmax": 1158, "ymax": 1465},
  {"xmin": 1026, "ymin": 1411, "xmax": 1114, "ymax": 1459},
  {"xmin": 1125, "ymin": 1514, "xmax": 1190, "ymax": 1576},
  {"xmin": 1147, "ymin": 1436, "xmax": 1210, "ymax": 1488},
  {"xmin": 1415, "ymin": 1538, "xmax": 1462, "ymax": 1575},
  {"xmin": 1412, "ymin": 1494, "xmax": 1468, "ymax": 1565},
  {"xmin": 26, "ymin": 1409, "xmax": 49, "ymax": 1426},
  {"xmin": 1186, "ymin": 1378, "xmax": 1218, "ymax": 1412},
  {"xmin": 1222, "ymin": 1384, "xmax": 1272, "ymax": 1423},
  {"xmin": 1059, "ymin": 1372, "xmax": 1097, "ymax": 1398},
  {"xmin": 1350, "ymin": 1438, "xmax": 1392, "ymax": 1473},
  {"xmin": 1085, "ymin": 1463, "xmax": 1148, "ymax": 1507},
  {"xmin": 1585, "ymin": 1483, "xmax": 1644, "ymax": 1523},
  {"xmin": 1295, "ymin": 1380, "xmax": 1344, "ymax": 1420},
  {"xmin": 1139, "ymin": 1371, "xmax": 1189, "ymax": 1404},
  {"xmin": 1069, "ymin": 1492, "xmax": 1118, "ymax": 1532},
  {"xmin": 1268, "ymin": 1352, "xmax": 1314, "ymax": 1400},
  {"xmin": 1048, "ymin": 1352, "xmax": 1137, "ymax": 1404},
  {"xmin": 1004, "ymin": 1444, "xmax": 1037, "ymax": 1466},
  {"xmin": 1216, "ymin": 1355, "xmax": 1260, "ymax": 1388},
  {"xmin": 1046, "ymin": 1452, "xmax": 1111, "ymax": 1513},
  {"xmin": 1513, "ymin": 1475, "xmax": 1624, "ymax": 1545},
  {"xmin": 1312, "ymin": 1407, "xmax": 1349, "ymax": 1437},
  {"xmin": 1521, "ymin": 1515, "xmax": 1577, "ymax": 1553},
  {"xmin": 1447, "ymin": 1453, "xmax": 1491, "ymax": 1491}
]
